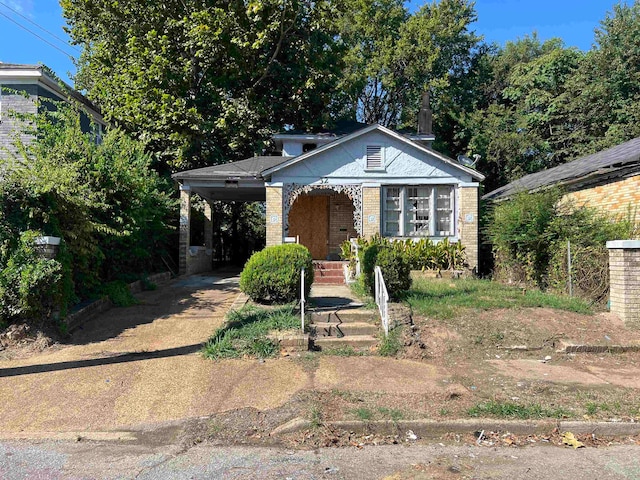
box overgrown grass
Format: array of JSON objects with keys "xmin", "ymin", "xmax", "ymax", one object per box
[
  {"xmin": 202, "ymin": 305, "xmax": 299, "ymax": 359},
  {"xmin": 406, "ymin": 277, "xmax": 592, "ymax": 320},
  {"xmin": 467, "ymin": 400, "xmax": 569, "ymax": 419},
  {"xmin": 378, "ymin": 326, "xmax": 403, "ymax": 357}
]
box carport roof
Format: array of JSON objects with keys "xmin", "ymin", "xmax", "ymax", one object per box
[{"xmin": 172, "ymin": 156, "xmax": 288, "ymax": 181}]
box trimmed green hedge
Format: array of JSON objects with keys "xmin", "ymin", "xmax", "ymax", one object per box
[{"xmin": 239, "ymin": 244, "xmax": 314, "ymax": 303}]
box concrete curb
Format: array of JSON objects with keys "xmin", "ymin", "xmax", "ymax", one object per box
[
  {"xmin": 556, "ymin": 339, "xmax": 640, "ymax": 354},
  {"xmin": 270, "ymin": 417, "xmax": 640, "ymax": 437},
  {"xmin": 0, "ymin": 431, "xmax": 137, "ymax": 442}
]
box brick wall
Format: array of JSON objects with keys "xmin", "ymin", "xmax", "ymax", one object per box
[
  {"xmin": 608, "ymin": 243, "xmax": 640, "ymax": 329},
  {"xmin": 328, "ymin": 193, "xmax": 358, "ymax": 256},
  {"xmin": 362, "ymin": 186, "xmax": 381, "ymax": 239},
  {"xmin": 459, "ymin": 186, "xmax": 479, "ymax": 271},
  {"xmin": 266, "ymin": 186, "xmax": 283, "ymax": 246},
  {"xmin": 561, "ymin": 175, "xmax": 640, "ymax": 219},
  {"xmin": 0, "ymin": 84, "xmax": 38, "ymax": 161}
]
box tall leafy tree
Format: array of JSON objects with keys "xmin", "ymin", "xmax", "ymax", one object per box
[
  {"xmin": 561, "ymin": 1, "xmax": 640, "ymax": 157},
  {"xmin": 338, "ymin": 0, "xmax": 482, "ymax": 139},
  {"xmin": 62, "ymin": 0, "xmax": 345, "ymax": 171},
  {"xmin": 462, "ymin": 36, "xmax": 582, "ymax": 191}
]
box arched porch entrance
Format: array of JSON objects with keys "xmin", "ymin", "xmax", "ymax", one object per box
[{"xmin": 288, "ymin": 191, "xmax": 358, "ymax": 260}]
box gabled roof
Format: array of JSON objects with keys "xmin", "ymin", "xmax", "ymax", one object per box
[
  {"xmin": 172, "ymin": 156, "xmax": 288, "ymax": 181},
  {"xmin": 262, "ymin": 123, "xmax": 485, "ymax": 181},
  {"xmin": 483, "ymin": 136, "xmax": 640, "ymax": 201}
]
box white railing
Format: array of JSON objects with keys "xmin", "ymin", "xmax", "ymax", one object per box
[
  {"xmin": 300, "ymin": 267, "xmax": 306, "ymax": 332},
  {"xmin": 374, "ymin": 266, "xmax": 389, "ymax": 336}
]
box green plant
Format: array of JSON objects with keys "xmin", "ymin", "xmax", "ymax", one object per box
[
  {"xmin": 378, "ymin": 407, "xmax": 403, "ymax": 421},
  {"xmin": 239, "ymin": 244, "xmax": 313, "ymax": 303},
  {"xmin": 376, "ymin": 247, "xmax": 412, "ymax": 300},
  {"xmin": 352, "ymin": 407, "xmax": 373, "ymax": 421},
  {"xmin": 467, "ymin": 400, "xmax": 569, "ymax": 419},
  {"xmin": 101, "ymin": 281, "xmax": 138, "ymax": 307},
  {"xmin": 202, "ymin": 305, "xmax": 299, "ymax": 360},
  {"xmin": 309, "ymin": 405, "xmax": 324, "ymax": 428},
  {"xmin": 488, "ymin": 190, "xmax": 638, "ymax": 302},
  {"xmin": 0, "ymin": 231, "xmax": 66, "ymax": 325},
  {"xmin": 341, "ymin": 235, "xmax": 467, "ymax": 275},
  {"xmin": 378, "ymin": 327, "xmax": 403, "ymax": 357}
]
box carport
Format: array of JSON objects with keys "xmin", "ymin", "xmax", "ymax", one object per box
[{"xmin": 172, "ymin": 157, "xmax": 285, "ymax": 275}]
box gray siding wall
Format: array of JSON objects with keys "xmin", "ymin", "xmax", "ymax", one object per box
[{"xmin": 0, "ymin": 83, "xmax": 38, "ymax": 161}]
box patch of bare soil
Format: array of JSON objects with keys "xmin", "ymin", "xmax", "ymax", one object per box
[{"xmin": 409, "ymin": 307, "xmax": 640, "ymax": 368}]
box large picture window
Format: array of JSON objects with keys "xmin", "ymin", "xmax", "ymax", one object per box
[{"xmin": 383, "ymin": 185, "xmax": 454, "ymax": 237}]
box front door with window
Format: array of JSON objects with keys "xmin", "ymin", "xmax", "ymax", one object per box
[{"xmin": 288, "ymin": 194, "xmax": 329, "ymax": 259}]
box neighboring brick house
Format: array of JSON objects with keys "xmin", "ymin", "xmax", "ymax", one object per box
[
  {"xmin": 0, "ymin": 63, "xmax": 105, "ymax": 159},
  {"xmin": 173, "ymin": 120, "xmax": 485, "ymax": 276},
  {"xmin": 483, "ymin": 137, "xmax": 640, "ymax": 218}
]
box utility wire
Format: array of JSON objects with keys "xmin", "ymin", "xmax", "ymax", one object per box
[
  {"xmin": 0, "ymin": 10, "xmax": 76, "ymax": 60},
  {"xmin": 0, "ymin": 0, "xmax": 81, "ymax": 54}
]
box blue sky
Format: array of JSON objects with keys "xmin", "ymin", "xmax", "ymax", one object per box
[{"xmin": 0, "ymin": 0, "xmax": 629, "ymax": 86}]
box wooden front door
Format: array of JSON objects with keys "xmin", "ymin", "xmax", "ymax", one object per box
[{"xmin": 288, "ymin": 195, "xmax": 329, "ymax": 259}]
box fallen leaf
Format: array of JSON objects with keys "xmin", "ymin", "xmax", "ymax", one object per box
[{"xmin": 562, "ymin": 432, "xmax": 585, "ymax": 449}]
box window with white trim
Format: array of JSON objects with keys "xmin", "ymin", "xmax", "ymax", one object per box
[{"xmin": 383, "ymin": 185, "xmax": 455, "ymax": 237}]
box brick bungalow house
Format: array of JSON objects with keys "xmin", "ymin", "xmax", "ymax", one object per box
[
  {"xmin": 0, "ymin": 63, "xmax": 105, "ymax": 159},
  {"xmin": 173, "ymin": 113, "xmax": 485, "ymax": 278},
  {"xmin": 483, "ymin": 136, "xmax": 640, "ymax": 217}
]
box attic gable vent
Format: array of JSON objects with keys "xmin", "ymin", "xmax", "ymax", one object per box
[{"xmin": 366, "ymin": 145, "xmax": 383, "ymax": 169}]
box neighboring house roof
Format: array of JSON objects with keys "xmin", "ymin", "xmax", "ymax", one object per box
[
  {"xmin": 0, "ymin": 63, "xmax": 104, "ymax": 124},
  {"xmin": 483, "ymin": 136, "xmax": 640, "ymax": 201},
  {"xmin": 172, "ymin": 156, "xmax": 288, "ymax": 181},
  {"xmin": 262, "ymin": 123, "xmax": 485, "ymax": 181}
]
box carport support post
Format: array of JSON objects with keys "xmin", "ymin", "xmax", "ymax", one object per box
[
  {"xmin": 204, "ymin": 201, "xmax": 213, "ymax": 251},
  {"xmin": 607, "ymin": 240, "xmax": 640, "ymax": 329},
  {"xmin": 179, "ymin": 184, "xmax": 191, "ymax": 276}
]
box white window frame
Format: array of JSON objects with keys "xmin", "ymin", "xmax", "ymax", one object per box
[
  {"xmin": 364, "ymin": 144, "xmax": 385, "ymax": 171},
  {"xmin": 382, "ymin": 185, "xmax": 456, "ymax": 238}
]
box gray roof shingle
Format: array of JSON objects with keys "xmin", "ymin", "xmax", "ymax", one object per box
[
  {"xmin": 483, "ymin": 137, "xmax": 640, "ymax": 200},
  {"xmin": 172, "ymin": 156, "xmax": 289, "ymax": 180}
]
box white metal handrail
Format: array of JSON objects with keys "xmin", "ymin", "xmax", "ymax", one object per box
[
  {"xmin": 300, "ymin": 267, "xmax": 306, "ymax": 332},
  {"xmin": 374, "ymin": 266, "xmax": 389, "ymax": 336}
]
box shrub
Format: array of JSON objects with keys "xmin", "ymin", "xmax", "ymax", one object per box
[
  {"xmin": 487, "ymin": 190, "xmax": 638, "ymax": 301},
  {"xmin": 376, "ymin": 247, "xmax": 411, "ymax": 300},
  {"xmin": 240, "ymin": 244, "xmax": 313, "ymax": 303},
  {"xmin": 360, "ymin": 242, "xmax": 382, "ymax": 295},
  {"xmin": 341, "ymin": 235, "xmax": 467, "ymax": 274},
  {"xmin": 0, "ymin": 231, "xmax": 66, "ymax": 325},
  {"xmin": 101, "ymin": 280, "xmax": 138, "ymax": 307}
]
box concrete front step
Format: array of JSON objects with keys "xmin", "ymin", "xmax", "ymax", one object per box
[
  {"xmin": 310, "ymin": 310, "xmax": 379, "ymax": 324},
  {"xmin": 311, "ymin": 321, "xmax": 378, "ymax": 337},
  {"xmin": 313, "ymin": 335, "xmax": 378, "ymax": 349}
]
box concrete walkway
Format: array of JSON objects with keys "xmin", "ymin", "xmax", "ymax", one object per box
[
  {"xmin": 0, "ymin": 273, "xmax": 449, "ymax": 436},
  {"xmin": 0, "ymin": 273, "xmax": 309, "ymax": 433}
]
